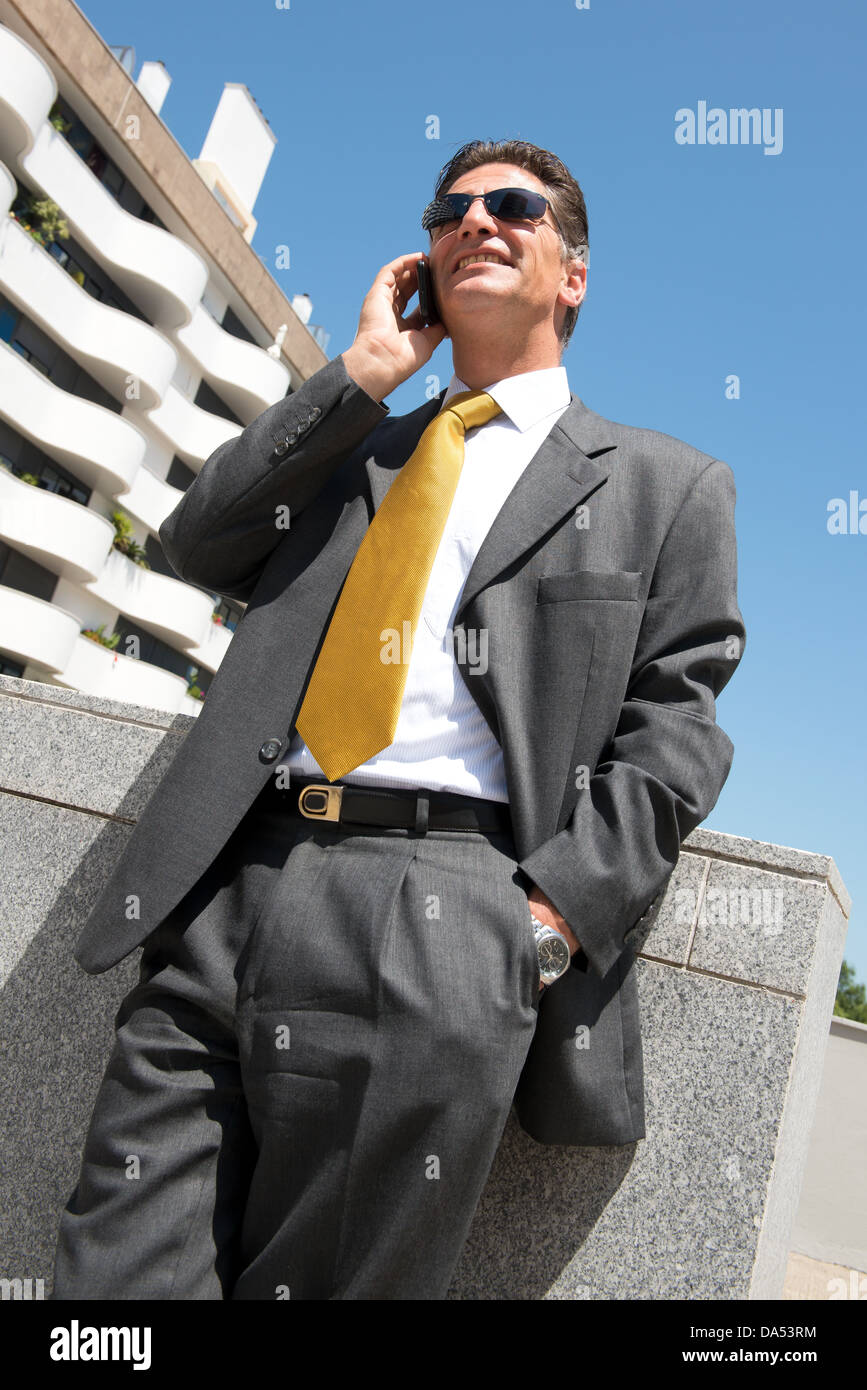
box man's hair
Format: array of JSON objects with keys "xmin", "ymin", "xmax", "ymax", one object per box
[{"xmin": 430, "ymin": 138, "xmax": 589, "ymax": 350}]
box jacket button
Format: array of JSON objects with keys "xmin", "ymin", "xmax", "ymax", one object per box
[
  {"xmin": 259, "ymin": 738, "xmax": 283, "ymax": 762},
  {"xmin": 274, "ymin": 437, "xmax": 290, "ymax": 456}
]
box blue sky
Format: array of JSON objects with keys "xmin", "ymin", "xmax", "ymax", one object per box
[{"xmin": 78, "ymin": 0, "xmax": 867, "ymax": 982}]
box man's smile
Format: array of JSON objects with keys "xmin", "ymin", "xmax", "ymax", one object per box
[{"xmin": 451, "ymin": 249, "xmax": 512, "ymax": 274}]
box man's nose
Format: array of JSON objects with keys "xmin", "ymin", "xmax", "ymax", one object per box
[{"xmin": 458, "ymin": 196, "xmax": 496, "ymax": 234}]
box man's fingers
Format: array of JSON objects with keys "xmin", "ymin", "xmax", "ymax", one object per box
[
  {"xmin": 394, "ymin": 276, "xmax": 419, "ymax": 314},
  {"xmin": 396, "ymin": 259, "xmax": 424, "ymax": 297},
  {"xmin": 378, "ymin": 252, "xmax": 425, "ymax": 286},
  {"xmin": 372, "ymin": 257, "xmax": 422, "ymax": 315}
]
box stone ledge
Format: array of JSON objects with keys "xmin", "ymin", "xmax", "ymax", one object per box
[{"xmin": 0, "ymin": 673, "xmax": 851, "ymax": 1298}]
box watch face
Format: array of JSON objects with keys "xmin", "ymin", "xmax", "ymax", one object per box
[{"xmin": 539, "ymin": 931, "xmax": 571, "ymax": 979}]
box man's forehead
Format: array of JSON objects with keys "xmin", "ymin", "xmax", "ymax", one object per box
[{"xmin": 445, "ymin": 164, "xmax": 544, "ymax": 194}]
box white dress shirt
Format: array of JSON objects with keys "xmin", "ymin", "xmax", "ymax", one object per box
[{"xmin": 276, "ymin": 365, "xmax": 572, "ymax": 802}]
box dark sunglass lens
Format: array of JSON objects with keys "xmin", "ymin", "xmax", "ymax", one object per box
[{"xmin": 490, "ymin": 189, "xmax": 546, "ymax": 221}]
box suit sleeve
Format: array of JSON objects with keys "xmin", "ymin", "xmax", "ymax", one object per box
[
  {"xmin": 519, "ymin": 457, "xmax": 746, "ymax": 980},
  {"xmin": 158, "ymin": 354, "xmax": 389, "ymax": 602}
]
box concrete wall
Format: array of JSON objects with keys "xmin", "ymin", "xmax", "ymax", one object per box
[
  {"xmin": 788, "ymin": 1016, "xmax": 867, "ymax": 1274},
  {"xmin": 0, "ymin": 673, "xmax": 852, "ymax": 1299}
]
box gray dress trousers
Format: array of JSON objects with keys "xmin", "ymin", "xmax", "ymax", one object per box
[{"xmin": 51, "ymin": 789, "xmax": 541, "ymax": 1300}]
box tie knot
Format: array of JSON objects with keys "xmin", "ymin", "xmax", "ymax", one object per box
[{"xmin": 444, "ymin": 389, "xmax": 503, "ymax": 434}]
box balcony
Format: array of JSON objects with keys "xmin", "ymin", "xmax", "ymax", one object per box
[
  {"xmin": 177, "ymin": 303, "xmax": 290, "ymax": 422},
  {"xmin": 145, "ymin": 381, "xmax": 240, "ymax": 468},
  {"xmin": 0, "ymin": 584, "xmax": 79, "ymax": 672},
  {"xmin": 0, "ymin": 25, "xmax": 55, "ymax": 167},
  {"xmin": 59, "ymin": 627, "xmax": 193, "ymax": 710},
  {"xmin": 0, "ymin": 339, "xmax": 146, "ymax": 497},
  {"xmin": 0, "ymin": 466, "xmax": 114, "ymax": 583},
  {"xmin": 84, "ymin": 545, "xmax": 215, "ymax": 650},
  {"xmin": 183, "ymin": 611, "xmax": 234, "ymax": 674},
  {"xmin": 115, "ymin": 459, "xmax": 184, "ymax": 539},
  {"xmin": 0, "ymin": 206, "xmax": 176, "ymax": 409}
]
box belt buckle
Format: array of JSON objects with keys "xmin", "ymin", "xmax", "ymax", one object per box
[{"xmin": 298, "ymin": 784, "xmax": 344, "ymax": 822}]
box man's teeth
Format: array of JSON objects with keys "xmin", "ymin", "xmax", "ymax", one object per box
[{"xmin": 457, "ymin": 254, "xmax": 504, "ymax": 269}]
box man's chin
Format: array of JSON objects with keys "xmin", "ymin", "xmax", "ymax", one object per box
[{"xmin": 439, "ymin": 297, "xmax": 508, "ymax": 332}]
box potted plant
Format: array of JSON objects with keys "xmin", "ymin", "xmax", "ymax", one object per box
[
  {"xmin": 186, "ymin": 665, "xmax": 205, "ymax": 701},
  {"xmin": 81, "ymin": 624, "xmax": 120, "ymax": 650},
  {"xmin": 19, "ymin": 195, "xmax": 69, "ymax": 247},
  {"xmin": 48, "ymin": 102, "xmax": 72, "ymax": 136},
  {"xmin": 110, "ymin": 509, "xmax": 151, "ymax": 569}
]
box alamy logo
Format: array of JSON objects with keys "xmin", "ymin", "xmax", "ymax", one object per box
[
  {"xmin": 0, "ymin": 1276, "xmax": 44, "ymax": 1299},
  {"xmin": 675, "ymin": 101, "xmax": 783, "ymax": 155},
  {"xmin": 49, "ymin": 1321, "xmax": 151, "ymax": 1371}
]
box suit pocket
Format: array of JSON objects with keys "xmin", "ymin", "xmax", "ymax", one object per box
[
  {"xmin": 536, "ymin": 569, "xmax": 642, "ymax": 604},
  {"xmin": 512, "ymin": 954, "xmax": 640, "ymax": 1145},
  {"xmin": 512, "ymin": 878, "xmax": 542, "ymax": 1011}
]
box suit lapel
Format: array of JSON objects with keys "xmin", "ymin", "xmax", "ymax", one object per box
[{"xmin": 363, "ymin": 389, "xmax": 618, "ymax": 620}]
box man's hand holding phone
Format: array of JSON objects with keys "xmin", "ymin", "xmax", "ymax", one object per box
[{"xmin": 341, "ymin": 253, "xmax": 448, "ymax": 405}]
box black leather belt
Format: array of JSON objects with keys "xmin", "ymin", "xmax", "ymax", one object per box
[{"xmin": 256, "ymin": 774, "xmax": 513, "ymax": 835}]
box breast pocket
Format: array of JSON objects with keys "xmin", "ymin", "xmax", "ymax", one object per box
[{"xmin": 536, "ymin": 569, "xmax": 642, "ymax": 604}]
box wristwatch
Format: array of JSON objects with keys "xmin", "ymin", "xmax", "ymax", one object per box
[{"xmin": 530, "ymin": 913, "xmax": 572, "ymax": 988}]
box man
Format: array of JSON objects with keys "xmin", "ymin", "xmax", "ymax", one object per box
[{"xmin": 52, "ymin": 138, "xmax": 744, "ymax": 1300}]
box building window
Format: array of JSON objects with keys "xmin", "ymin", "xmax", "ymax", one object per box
[
  {"xmin": 84, "ymin": 146, "xmax": 107, "ymax": 181},
  {"xmin": 211, "ymin": 596, "xmax": 243, "ymax": 633},
  {"xmin": 102, "ymin": 163, "xmax": 124, "ymax": 199},
  {"xmin": 143, "ymin": 533, "xmax": 180, "ymax": 580},
  {"xmin": 0, "ymin": 540, "xmax": 58, "ymax": 603},
  {"xmin": 194, "ymin": 378, "xmax": 243, "ymax": 427},
  {"xmin": 221, "ymin": 304, "xmax": 257, "ymax": 346},
  {"xmin": 11, "ymin": 341, "xmax": 50, "ymax": 375},
  {"xmin": 31, "ymin": 461, "xmax": 90, "ymax": 506},
  {"xmin": 166, "ymin": 456, "xmax": 196, "ymax": 492},
  {"xmin": 0, "ymin": 301, "xmax": 17, "ymax": 343}
]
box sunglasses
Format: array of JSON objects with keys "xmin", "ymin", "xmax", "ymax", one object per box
[{"xmin": 422, "ymin": 187, "xmax": 565, "ymax": 239}]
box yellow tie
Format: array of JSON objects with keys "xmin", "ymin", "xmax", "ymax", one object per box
[{"xmin": 294, "ymin": 389, "xmax": 504, "ymax": 783}]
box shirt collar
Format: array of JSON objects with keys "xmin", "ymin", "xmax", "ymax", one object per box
[{"xmin": 439, "ymin": 365, "xmax": 571, "ymax": 434}]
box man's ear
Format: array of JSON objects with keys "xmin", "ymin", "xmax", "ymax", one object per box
[{"xmin": 561, "ymin": 255, "xmax": 587, "ymax": 310}]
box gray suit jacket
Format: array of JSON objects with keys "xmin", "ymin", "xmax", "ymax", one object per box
[{"xmin": 73, "ymin": 353, "xmax": 745, "ymax": 1146}]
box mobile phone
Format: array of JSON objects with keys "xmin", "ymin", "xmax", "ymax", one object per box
[{"xmin": 416, "ymin": 257, "xmax": 440, "ymax": 326}]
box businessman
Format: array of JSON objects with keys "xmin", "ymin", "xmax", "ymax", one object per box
[{"xmin": 53, "ymin": 138, "xmax": 745, "ymax": 1300}]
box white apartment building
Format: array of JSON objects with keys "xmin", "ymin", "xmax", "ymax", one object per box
[{"xmin": 0, "ymin": 0, "xmax": 330, "ymax": 715}]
